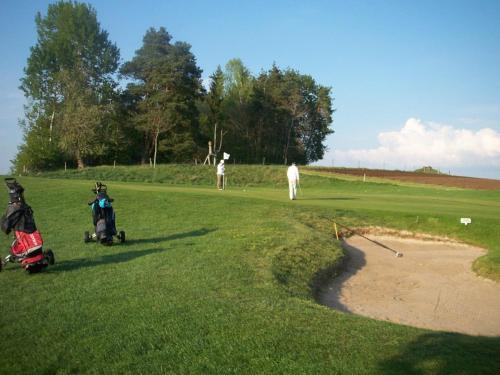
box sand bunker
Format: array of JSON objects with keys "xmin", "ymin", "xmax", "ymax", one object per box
[{"xmin": 319, "ymin": 235, "xmax": 500, "ymax": 336}]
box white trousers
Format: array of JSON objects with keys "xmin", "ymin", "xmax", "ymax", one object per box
[{"xmin": 288, "ymin": 179, "xmax": 297, "ymax": 200}]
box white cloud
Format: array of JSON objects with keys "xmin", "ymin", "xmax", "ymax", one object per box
[{"xmin": 324, "ymin": 118, "xmax": 500, "ymax": 170}]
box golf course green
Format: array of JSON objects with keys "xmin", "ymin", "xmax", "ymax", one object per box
[{"xmin": 1, "ymin": 166, "xmax": 499, "ymax": 373}]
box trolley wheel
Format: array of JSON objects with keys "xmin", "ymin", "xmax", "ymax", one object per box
[
  {"xmin": 46, "ymin": 249, "xmax": 55, "ymax": 265},
  {"xmin": 26, "ymin": 263, "xmax": 43, "ymax": 274},
  {"xmin": 84, "ymin": 231, "xmax": 90, "ymax": 243},
  {"xmin": 118, "ymin": 230, "xmax": 126, "ymax": 243}
]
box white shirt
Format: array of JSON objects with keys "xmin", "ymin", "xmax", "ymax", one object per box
[
  {"xmin": 287, "ymin": 165, "xmax": 299, "ymax": 181},
  {"xmin": 217, "ymin": 163, "xmax": 225, "ymax": 175}
]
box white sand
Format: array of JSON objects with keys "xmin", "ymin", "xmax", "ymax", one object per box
[{"xmin": 320, "ymin": 235, "xmax": 500, "ymax": 336}]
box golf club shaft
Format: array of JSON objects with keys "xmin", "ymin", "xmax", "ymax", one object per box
[{"xmin": 334, "ymin": 221, "xmax": 401, "ymax": 256}]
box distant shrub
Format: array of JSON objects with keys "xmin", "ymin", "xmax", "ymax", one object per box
[{"xmin": 414, "ymin": 166, "xmax": 442, "ymax": 174}]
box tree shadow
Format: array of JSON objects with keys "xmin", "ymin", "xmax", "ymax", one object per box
[
  {"xmin": 377, "ymin": 332, "xmax": 500, "ymax": 374},
  {"xmin": 317, "ymin": 241, "xmax": 367, "ymax": 313},
  {"xmin": 54, "ymin": 247, "xmax": 168, "ymax": 272},
  {"xmin": 54, "ymin": 228, "xmax": 216, "ymax": 272},
  {"xmin": 121, "ymin": 227, "xmax": 217, "ymax": 246}
]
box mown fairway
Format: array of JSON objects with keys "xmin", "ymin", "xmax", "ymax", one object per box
[{"xmin": 1, "ymin": 170, "xmax": 499, "ymax": 373}]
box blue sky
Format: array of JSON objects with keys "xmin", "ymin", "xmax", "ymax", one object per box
[{"xmin": 1, "ymin": 0, "xmax": 499, "ymax": 178}]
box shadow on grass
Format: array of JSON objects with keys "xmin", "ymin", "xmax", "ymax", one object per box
[
  {"xmin": 56, "ymin": 228, "xmax": 216, "ymax": 272},
  {"xmin": 318, "ymin": 241, "xmax": 366, "ymax": 313},
  {"xmin": 55, "ymin": 247, "xmax": 168, "ymax": 272},
  {"xmin": 299, "ymin": 197, "xmax": 358, "ymax": 201},
  {"xmin": 377, "ymin": 332, "xmax": 500, "ymax": 374},
  {"xmin": 121, "ymin": 227, "xmax": 217, "ymax": 246}
]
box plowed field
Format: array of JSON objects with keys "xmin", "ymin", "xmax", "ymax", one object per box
[{"xmin": 309, "ymin": 167, "xmax": 500, "ymax": 190}]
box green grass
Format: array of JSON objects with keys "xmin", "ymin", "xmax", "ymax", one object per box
[
  {"xmin": 1, "ymin": 169, "xmax": 499, "ymax": 373},
  {"xmin": 34, "ymin": 164, "xmax": 292, "ymax": 187}
]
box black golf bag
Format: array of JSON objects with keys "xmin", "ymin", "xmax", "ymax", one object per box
[
  {"xmin": 0, "ymin": 178, "xmax": 54, "ymax": 273},
  {"xmin": 85, "ymin": 182, "xmax": 125, "ymax": 245}
]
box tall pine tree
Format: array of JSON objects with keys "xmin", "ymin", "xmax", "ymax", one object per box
[{"xmin": 121, "ymin": 27, "xmax": 203, "ymax": 166}]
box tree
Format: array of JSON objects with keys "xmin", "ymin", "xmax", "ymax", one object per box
[
  {"xmin": 18, "ymin": 0, "xmax": 120, "ymax": 169},
  {"xmin": 201, "ymin": 66, "xmax": 226, "ymax": 163},
  {"xmin": 247, "ymin": 71, "xmax": 282, "ymax": 163},
  {"xmin": 100, "ymin": 90, "xmax": 144, "ymax": 165},
  {"xmin": 220, "ymin": 59, "xmax": 255, "ymax": 162},
  {"xmin": 200, "ymin": 60, "xmax": 334, "ymax": 165},
  {"xmin": 300, "ymin": 84, "xmax": 334, "ymax": 162},
  {"xmin": 224, "ymin": 59, "xmax": 253, "ymax": 104},
  {"xmin": 205, "ymin": 67, "xmax": 225, "ymax": 131},
  {"xmin": 57, "ymin": 69, "xmax": 111, "ymax": 168},
  {"xmin": 121, "ymin": 27, "xmax": 203, "ymax": 167},
  {"xmin": 12, "ymin": 103, "xmax": 63, "ymax": 173},
  {"xmin": 266, "ymin": 68, "xmax": 333, "ymax": 164}
]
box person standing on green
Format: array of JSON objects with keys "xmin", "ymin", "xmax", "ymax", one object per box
[
  {"xmin": 216, "ymin": 159, "xmax": 225, "ymax": 190},
  {"xmin": 287, "ymin": 163, "xmax": 299, "ymax": 200}
]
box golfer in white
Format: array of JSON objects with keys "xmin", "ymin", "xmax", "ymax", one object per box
[
  {"xmin": 287, "ymin": 163, "xmax": 300, "ymax": 200},
  {"xmin": 217, "ymin": 159, "xmax": 225, "ymax": 190}
]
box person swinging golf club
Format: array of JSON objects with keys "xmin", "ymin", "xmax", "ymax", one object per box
[{"xmin": 287, "ymin": 162, "xmax": 300, "ymax": 200}]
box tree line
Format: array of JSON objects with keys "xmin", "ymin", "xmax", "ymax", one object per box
[{"xmin": 14, "ymin": 1, "xmax": 334, "ymax": 172}]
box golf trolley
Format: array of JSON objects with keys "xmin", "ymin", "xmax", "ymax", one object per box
[
  {"xmin": 84, "ymin": 182, "xmax": 125, "ymax": 245},
  {"xmin": 1, "ymin": 242, "xmax": 55, "ymax": 274},
  {"xmin": 0, "ymin": 178, "xmax": 55, "ymax": 274}
]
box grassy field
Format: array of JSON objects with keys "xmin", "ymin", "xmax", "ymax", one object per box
[{"xmin": 1, "ymin": 167, "xmax": 499, "ymax": 373}]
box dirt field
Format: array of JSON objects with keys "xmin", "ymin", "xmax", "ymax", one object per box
[
  {"xmin": 309, "ymin": 167, "xmax": 500, "ymax": 190},
  {"xmin": 319, "ymin": 235, "xmax": 500, "ymax": 336}
]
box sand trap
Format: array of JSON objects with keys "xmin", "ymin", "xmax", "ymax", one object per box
[{"xmin": 319, "ymin": 235, "xmax": 500, "ymax": 336}]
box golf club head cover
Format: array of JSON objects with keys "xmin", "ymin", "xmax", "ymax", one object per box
[{"xmin": 5, "ymin": 178, "xmax": 25, "ymax": 204}]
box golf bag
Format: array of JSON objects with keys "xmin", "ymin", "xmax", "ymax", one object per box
[
  {"xmin": 85, "ymin": 182, "xmax": 125, "ymax": 245},
  {"xmin": 0, "ymin": 178, "xmax": 54, "ymax": 273}
]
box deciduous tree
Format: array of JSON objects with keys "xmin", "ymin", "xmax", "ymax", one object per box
[{"xmin": 17, "ymin": 0, "xmax": 119, "ymax": 168}]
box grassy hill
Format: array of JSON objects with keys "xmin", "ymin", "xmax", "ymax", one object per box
[
  {"xmin": 31, "ymin": 164, "xmax": 293, "ymax": 187},
  {"xmin": 1, "ymin": 167, "xmax": 499, "ymax": 373}
]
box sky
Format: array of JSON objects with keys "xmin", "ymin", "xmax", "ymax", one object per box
[{"xmin": 1, "ymin": 0, "xmax": 499, "ymax": 179}]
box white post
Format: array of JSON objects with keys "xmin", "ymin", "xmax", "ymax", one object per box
[
  {"xmin": 208, "ymin": 141, "xmax": 213, "ymax": 165},
  {"xmin": 49, "ymin": 110, "xmax": 55, "ymax": 142}
]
